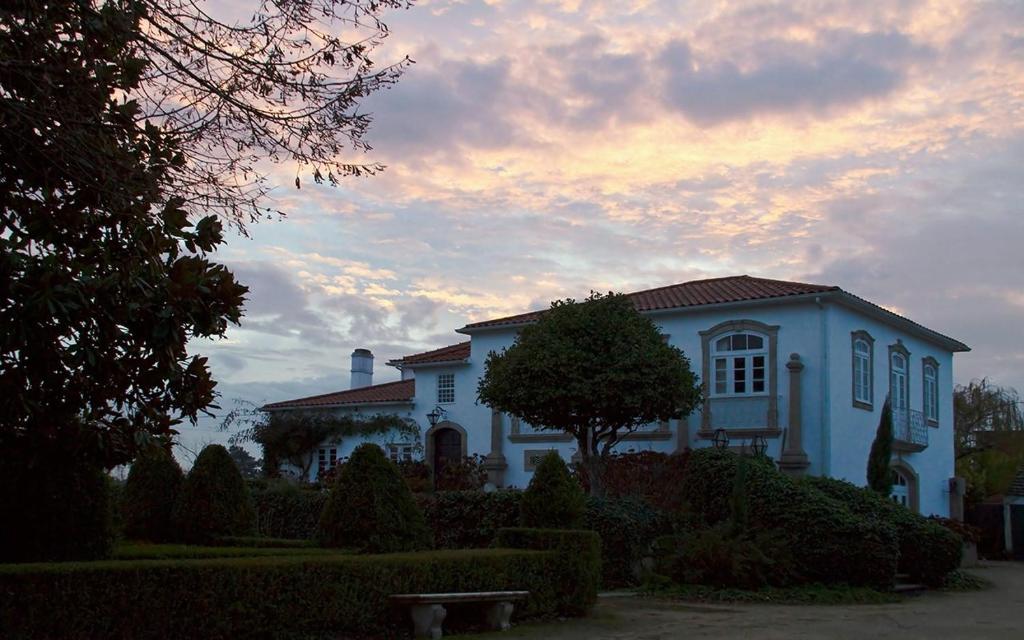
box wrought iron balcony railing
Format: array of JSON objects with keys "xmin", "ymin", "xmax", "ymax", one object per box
[{"xmin": 893, "ymin": 408, "xmax": 928, "ymax": 450}]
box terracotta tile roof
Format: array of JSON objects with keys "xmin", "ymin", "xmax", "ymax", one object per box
[
  {"xmin": 263, "ymin": 379, "xmax": 414, "ymax": 410},
  {"xmin": 461, "ymin": 275, "xmax": 838, "ymax": 331},
  {"xmin": 390, "ymin": 341, "xmax": 471, "ymax": 366}
]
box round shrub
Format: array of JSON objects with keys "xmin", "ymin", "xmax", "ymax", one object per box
[
  {"xmin": 316, "ymin": 443, "xmax": 431, "ymax": 552},
  {"xmin": 0, "ymin": 447, "xmax": 113, "ymax": 562},
  {"xmin": 173, "ymin": 444, "xmax": 256, "ymax": 543},
  {"xmin": 123, "ymin": 447, "xmax": 183, "ymax": 542},
  {"xmin": 520, "ymin": 451, "xmax": 586, "ymax": 529}
]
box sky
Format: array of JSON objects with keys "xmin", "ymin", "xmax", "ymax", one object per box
[{"xmin": 187, "ymin": 0, "xmax": 1024, "ymax": 450}]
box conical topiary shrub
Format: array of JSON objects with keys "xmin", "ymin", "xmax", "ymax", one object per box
[
  {"xmin": 316, "ymin": 443, "xmax": 431, "ymax": 552},
  {"xmin": 173, "ymin": 444, "xmax": 256, "ymax": 543},
  {"xmin": 520, "ymin": 451, "xmax": 585, "ymax": 529},
  {"xmin": 123, "ymin": 447, "xmax": 183, "ymax": 542}
]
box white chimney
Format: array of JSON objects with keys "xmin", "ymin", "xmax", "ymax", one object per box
[{"xmin": 350, "ymin": 348, "xmax": 374, "ymax": 389}]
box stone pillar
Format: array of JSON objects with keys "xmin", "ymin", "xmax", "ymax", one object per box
[
  {"xmin": 778, "ymin": 353, "xmax": 810, "ymax": 476},
  {"xmin": 482, "ymin": 409, "xmax": 508, "ymax": 487}
]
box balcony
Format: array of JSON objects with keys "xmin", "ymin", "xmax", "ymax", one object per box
[{"xmin": 893, "ymin": 408, "xmax": 928, "ymax": 452}]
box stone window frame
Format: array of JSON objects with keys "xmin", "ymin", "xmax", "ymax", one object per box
[
  {"xmin": 888, "ymin": 340, "xmax": 911, "ymax": 413},
  {"xmin": 922, "ymin": 356, "xmax": 940, "ymax": 427},
  {"xmin": 851, "ymin": 330, "xmax": 875, "ymax": 411},
  {"xmin": 699, "ymin": 319, "xmax": 780, "ymax": 432}
]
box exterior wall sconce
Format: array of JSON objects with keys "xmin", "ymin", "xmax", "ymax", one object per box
[
  {"xmin": 751, "ymin": 434, "xmax": 768, "ymax": 457},
  {"xmin": 426, "ymin": 406, "xmax": 448, "ymax": 428},
  {"xmin": 712, "ymin": 428, "xmax": 730, "ymax": 450}
]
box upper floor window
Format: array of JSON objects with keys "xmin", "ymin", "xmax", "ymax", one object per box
[
  {"xmin": 890, "ymin": 345, "xmax": 909, "ymax": 412},
  {"xmin": 711, "ymin": 332, "xmax": 768, "ymax": 396},
  {"xmin": 923, "ymin": 359, "xmax": 939, "ymax": 424},
  {"xmin": 851, "ymin": 331, "xmax": 874, "ymax": 409},
  {"xmin": 437, "ymin": 373, "xmax": 455, "ymax": 404}
]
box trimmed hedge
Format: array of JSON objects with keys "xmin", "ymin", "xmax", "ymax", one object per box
[
  {"xmin": 804, "ymin": 476, "xmax": 962, "ymax": 586},
  {"xmin": 317, "ymin": 443, "xmax": 431, "ymax": 552},
  {"xmin": 519, "ymin": 452, "xmax": 585, "ymax": 529},
  {"xmin": 496, "ymin": 528, "xmax": 601, "ymax": 616},
  {"xmin": 421, "ymin": 490, "xmax": 522, "ymax": 549},
  {"xmin": 680, "ymin": 449, "xmax": 899, "ymax": 590},
  {"xmin": 0, "ymin": 531, "xmax": 599, "ymax": 639},
  {"xmin": 122, "ymin": 448, "xmax": 183, "ymax": 542},
  {"xmin": 250, "ymin": 480, "xmax": 326, "ymax": 540},
  {"xmin": 584, "ymin": 497, "xmax": 664, "ymax": 588},
  {"xmin": 173, "ymin": 445, "xmax": 256, "ymax": 543}
]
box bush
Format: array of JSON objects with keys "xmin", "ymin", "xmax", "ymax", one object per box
[
  {"xmin": 420, "ymin": 490, "xmax": 522, "ymax": 549},
  {"xmin": 520, "ymin": 452, "xmax": 585, "ymax": 529},
  {"xmin": 122, "ymin": 448, "xmax": 183, "ymax": 542},
  {"xmin": 584, "ymin": 496, "xmax": 664, "ymax": 587},
  {"xmin": 173, "ymin": 444, "xmax": 256, "ymax": 544},
  {"xmin": 805, "ymin": 476, "xmax": 963, "ymax": 586},
  {"xmin": 496, "ymin": 528, "xmax": 601, "ymax": 616},
  {"xmin": 576, "ymin": 450, "xmax": 691, "ymax": 512},
  {"xmin": 317, "ymin": 443, "xmax": 431, "ymax": 553},
  {"xmin": 435, "ymin": 454, "xmax": 487, "ymax": 491},
  {"xmin": 680, "ymin": 449, "xmax": 898, "ymax": 589},
  {"xmin": 653, "ymin": 524, "xmax": 795, "ymax": 590},
  {"xmin": 250, "ymin": 480, "xmax": 326, "ymax": 540},
  {"xmin": 0, "ymin": 449, "xmax": 113, "ymax": 562},
  {"xmin": 0, "ymin": 543, "xmax": 594, "ymax": 639}
]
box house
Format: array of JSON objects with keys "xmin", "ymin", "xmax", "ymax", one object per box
[
  {"xmin": 1003, "ymin": 469, "xmax": 1024, "ymax": 558},
  {"xmin": 263, "ymin": 275, "xmax": 970, "ymax": 517}
]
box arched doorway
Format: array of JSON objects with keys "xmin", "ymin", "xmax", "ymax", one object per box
[
  {"xmin": 890, "ymin": 461, "xmax": 920, "ymax": 513},
  {"xmin": 433, "ymin": 427, "xmax": 463, "ymax": 472}
]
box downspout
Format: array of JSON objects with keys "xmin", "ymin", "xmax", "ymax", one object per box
[{"xmin": 816, "ymin": 296, "xmax": 830, "ymax": 476}]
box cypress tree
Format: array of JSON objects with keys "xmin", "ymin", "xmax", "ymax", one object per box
[
  {"xmin": 123, "ymin": 447, "xmax": 183, "ymax": 542},
  {"xmin": 173, "ymin": 444, "xmax": 256, "ymax": 543},
  {"xmin": 520, "ymin": 451, "xmax": 586, "ymax": 529},
  {"xmin": 867, "ymin": 397, "xmax": 895, "ymax": 496}
]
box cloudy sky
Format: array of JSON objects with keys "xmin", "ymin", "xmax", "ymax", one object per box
[{"xmin": 189, "ymin": 0, "xmax": 1024, "ymax": 445}]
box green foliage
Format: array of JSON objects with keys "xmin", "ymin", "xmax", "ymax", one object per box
[
  {"xmin": 957, "ymin": 448, "xmax": 1024, "ymax": 506},
  {"xmin": 574, "ymin": 450, "xmax": 692, "ymax": 511},
  {"xmin": 954, "ymin": 378, "xmax": 1024, "ymax": 458},
  {"xmin": 495, "ymin": 528, "xmax": 602, "ymax": 616},
  {"xmin": 420, "ymin": 490, "xmax": 522, "ymax": 549},
  {"xmin": 804, "ymin": 476, "xmax": 963, "ymax": 586},
  {"xmin": 316, "ymin": 443, "xmax": 431, "ymax": 553},
  {"xmin": 867, "ymin": 397, "xmax": 895, "ymax": 495},
  {"xmin": 680, "ymin": 449, "xmax": 899, "ymax": 589},
  {"xmin": 477, "ymin": 292, "xmax": 701, "ymax": 495},
  {"xmin": 584, "ymin": 497, "xmax": 665, "ymax": 587},
  {"xmin": 173, "ymin": 445, "xmax": 256, "ymax": 544},
  {"xmin": 227, "ymin": 445, "xmax": 260, "ymax": 479},
  {"xmin": 520, "ymin": 452, "xmax": 586, "ymax": 529},
  {"xmin": 0, "ymin": 0, "xmax": 247, "ymax": 470},
  {"xmin": 434, "ymin": 454, "xmax": 487, "ymax": 491},
  {"xmin": 0, "ymin": 546, "xmax": 588, "ymax": 639},
  {"xmin": 250, "ymin": 479, "xmax": 327, "ymax": 540},
  {"xmin": 652, "ymin": 524, "xmax": 795, "ymax": 590},
  {"xmin": 0, "ymin": 450, "xmax": 114, "ymax": 563},
  {"xmin": 644, "ymin": 581, "xmax": 900, "ymax": 605},
  {"xmin": 112, "ymin": 543, "xmax": 334, "ymax": 560},
  {"xmin": 123, "ymin": 448, "xmax": 184, "ymax": 542}
]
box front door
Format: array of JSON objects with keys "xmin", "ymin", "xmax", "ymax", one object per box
[{"xmin": 433, "ymin": 427, "xmax": 462, "ymax": 475}]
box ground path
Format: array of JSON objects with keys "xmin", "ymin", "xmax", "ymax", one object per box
[{"xmin": 474, "ymin": 562, "xmax": 1024, "ymax": 639}]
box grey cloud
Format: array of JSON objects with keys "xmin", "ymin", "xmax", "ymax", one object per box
[{"xmin": 659, "ymin": 31, "xmax": 923, "ymax": 125}]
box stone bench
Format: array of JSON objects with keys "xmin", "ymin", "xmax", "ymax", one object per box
[{"xmin": 389, "ymin": 590, "xmax": 529, "ymax": 639}]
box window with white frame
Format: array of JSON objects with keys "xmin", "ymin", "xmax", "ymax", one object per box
[
  {"xmin": 437, "ymin": 373, "xmax": 455, "ymax": 404},
  {"xmin": 923, "ymin": 361, "xmax": 938, "ymax": 424},
  {"xmin": 890, "ymin": 351, "xmax": 908, "ymax": 412},
  {"xmin": 387, "ymin": 443, "xmax": 416, "ymax": 463},
  {"xmin": 317, "ymin": 447, "xmax": 338, "ymax": 476},
  {"xmin": 851, "ymin": 331, "xmax": 874, "ymax": 408},
  {"xmin": 711, "ymin": 332, "xmax": 768, "ymax": 396}
]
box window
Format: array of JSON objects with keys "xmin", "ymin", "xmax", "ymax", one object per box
[
  {"xmin": 890, "ymin": 347, "xmax": 909, "ymax": 413},
  {"xmin": 711, "ymin": 332, "xmax": 767, "ymax": 396},
  {"xmin": 923, "ymin": 360, "xmax": 938, "ymax": 424},
  {"xmin": 387, "ymin": 443, "xmax": 415, "ymax": 463},
  {"xmin": 317, "ymin": 447, "xmax": 338, "ymax": 476},
  {"xmin": 851, "ymin": 331, "xmax": 874, "ymax": 409},
  {"xmin": 437, "ymin": 373, "xmax": 455, "ymax": 404}
]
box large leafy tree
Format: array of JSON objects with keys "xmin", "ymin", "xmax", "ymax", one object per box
[
  {"xmin": 478, "ymin": 292, "xmax": 701, "ymax": 497},
  {"xmin": 953, "ymin": 378, "xmax": 1024, "ymax": 458},
  {"xmin": 0, "ymin": 0, "xmax": 246, "ymax": 469}
]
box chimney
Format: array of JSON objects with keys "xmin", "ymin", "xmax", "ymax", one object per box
[{"xmin": 350, "ymin": 348, "xmax": 374, "ymax": 389}]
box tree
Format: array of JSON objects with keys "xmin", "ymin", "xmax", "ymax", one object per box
[
  {"xmin": 867, "ymin": 397, "xmax": 894, "ymax": 496},
  {"xmin": 954, "ymin": 379, "xmax": 1024, "ymax": 458},
  {"xmin": 127, "ymin": 0, "xmax": 412, "ymax": 229},
  {"xmin": 1, "ymin": 0, "xmax": 246, "ymax": 473},
  {"xmin": 477, "ymin": 292, "xmax": 702, "ymax": 497},
  {"xmin": 123, "ymin": 447, "xmax": 184, "ymax": 542},
  {"xmin": 519, "ymin": 452, "xmax": 585, "ymax": 529},
  {"xmin": 173, "ymin": 444, "xmax": 256, "ymax": 543},
  {"xmin": 228, "ymin": 444, "xmax": 261, "ymax": 479}
]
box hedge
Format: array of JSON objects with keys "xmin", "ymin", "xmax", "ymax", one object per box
[
  {"xmin": 122, "ymin": 448, "xmax": 183, "ymax": 543},
  {"xmin": 519, "ymin": 452, "xmax": 586, "ymax": 529},
  {"xmin": 420, "ymin": 490, "xmax": 522, "ymax": 549},
  {"xmin": 249, "ymin": 480, "xmax": 326, "ymax": 540},
  {"xmin": 173, "ymin": 445, "xmax": 256, "ymax": 543},
  {"xmin": 584, "ymin": 497, "xmax": 664, "ymax": 588},
  {"xmin": 680, "ymin": 449, "xmax": 899, "ymax": 590},
  {"xmin": 804, "ymin": 476, "xmax": 962, "ymax": 586},
  {"xmin": 0, "ymin": 532, "xmax": 598, "ymax": 639},
  {"xmin": 495, "ymin": 528, "xmax": 601, "ymax": 616}
]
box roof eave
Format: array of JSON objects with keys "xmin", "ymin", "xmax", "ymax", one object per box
[
  {"xmin": 828, "ymin": 291, "xmax": 970, "ymax": 353},
  {"xmin": 261, "ymin": 398, "xmax": 415, "ymax": 412}
]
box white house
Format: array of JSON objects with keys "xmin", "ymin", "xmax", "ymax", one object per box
[{"xmin": 263, "ymin": 275, "xmax": 970, "ymax": 517}]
